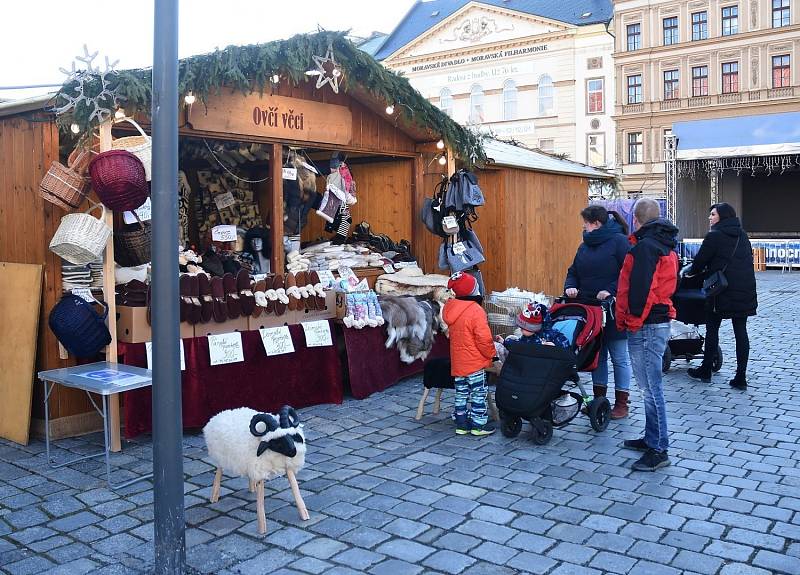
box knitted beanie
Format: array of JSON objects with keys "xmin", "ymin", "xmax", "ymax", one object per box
[
  {"xmin": 447, "ymin": 272, "xmax": 480, "ymax": 298},
  {"xmin": 517, "ymin": 302, "xmax": 546, "ymax": 332}
]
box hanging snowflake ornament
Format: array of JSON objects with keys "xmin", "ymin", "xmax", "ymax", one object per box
[
  {"xmin": 309, "ymin": 43, "xmax": 341, "ymax": 94},
  {"xmin": 53, "ymin": 45, "xmax": 123, "ymax": 128}
]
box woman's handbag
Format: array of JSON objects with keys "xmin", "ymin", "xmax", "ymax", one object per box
[
  {"xmin": 48, "ymin": 294, "xmax": 112, "ymax": 358},
  {"xmin": 441, "ymin": 232, "xmax": 486, "ymax": 273},
  {"xmin": 702, "ymin": 233, "xmax": 741, "ymax": 297}
]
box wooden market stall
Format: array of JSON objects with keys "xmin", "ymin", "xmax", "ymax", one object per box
[{"xmin": 0, "ymin": 31, "xmax": 612, "ymax": 443}]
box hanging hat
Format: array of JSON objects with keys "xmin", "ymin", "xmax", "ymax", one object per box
[
  {"xmin": 447, "ymin": 271, "xmax": 479, "ymax": 298},
  {"xmin": 517, "ymin": 302, "xmax": 547, "ymax": 332}
]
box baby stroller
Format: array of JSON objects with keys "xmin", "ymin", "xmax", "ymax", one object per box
[
  {"xmin": 663, "ymin": 261, "xmax": 723, "ymax": 373},
  {"xmin": 495, "ymin": 298, "xmax": 610, "ymax": 444}
]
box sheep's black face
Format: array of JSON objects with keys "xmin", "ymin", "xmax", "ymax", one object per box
[
  {"xmin": 251, "ymin": 406, "xmax": 301, "ymax": 458},
  {"xmin": 257, "ymin": 436, "xmax": 296, "ymax": 458}
]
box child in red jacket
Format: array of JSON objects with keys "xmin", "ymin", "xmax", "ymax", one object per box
[{"xmin": 442, "ymin": 272, "xmax": 497, "ymax": 436}]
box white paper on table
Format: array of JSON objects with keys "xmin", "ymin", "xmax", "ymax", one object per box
[
  {"xmin": 260, "ymin": 326, "xmax": 295, "ymax": 356},
  {"xmin": 208, "ymin": 332, "xmax": 245, "ymax": 366},
  {"xmin": 302, "ymin": 320, "xmax": 333, "ymax": 347},
  {"xmin": 145, "ymin": 340, "xmax": 186, "ymax": 371}
]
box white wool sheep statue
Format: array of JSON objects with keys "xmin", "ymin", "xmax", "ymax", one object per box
[{"xmin": 203, "ymin": 405, "xmax": 309, "ymax": 534}]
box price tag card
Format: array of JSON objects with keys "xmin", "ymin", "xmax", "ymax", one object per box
[
  {"xmin": 302, "ymin": 320, "xmax": 333, "ymax": 347},
  {"xmin": 300, "ymin": 161, "xmax": 318, "ymax": 174},
  {"xmin": 337, "ymin": 266, "xmax": 356, "ymax": 280},
  {"xmin": 282, "ymin": 167, "xmax": 298, "ymax": 180},
  {"xmin": 452, "ymin": 242, "xmax": 466, "ymax": 255},
  {"xmin": 71, "ymin": 288, "xmax": 96, "ymax": 303},
  {"xmin": 123, "ymin": 197, "xmax": 152, "ymax": 224},
  {"xmin": 316, "ymin": 269, "xmax": 335, "ymax": 288},
  {"xmin": 213, "ymin": 191, "xmax": 237, "ymax": 211},
  {"xmin": 382, "ymin": 264, "xmax": 396, "ymax": 274},
  {"xmin": 354, "ymin": 279, "xmax": 370, "ymax": 292},
  {"xmin": 146, "ymin": 340, "xmax": 186, "ymax": 371},
  {"xmin": 211, "ymin": 224, "xmax": 237, "ymax": 242},
  {"xmin": 394, "ymin": 261, "xmax": 418, "ymax": 269},
  {"xmin": 260, "ymin": 326, "xmax": 295, "ymax": 356},
  {"xmin": 442, "ymin": 215, "xmax": 457, "ymax": 229},
  {"xmin": 208, "ymin": 332, "xmax": 244, "ymax": 366}
]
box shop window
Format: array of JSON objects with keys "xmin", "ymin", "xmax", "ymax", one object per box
[
  {"xmin": 627, "ymin": 23, "xmax": 641, "ymax": 51},
  {"xmin": 439, "ymin": 88, "xmax": 453, "ymax": 117},
  {"xmin": 627, "ymin": 74, "xmax": 643, "ymax": 104},
  {"xmin": 469, "ymin": 84, "xmax": 484, "ymax": 124},
  {"xmin": 722, "ymin": 62, "xmax": 739, "ymax": 93},
  {"xmin": 664, "ymin": 69, "xmax": 680, "ymax": 100},
  {"xmin": 722, "ymin": 6, "xmax": 738, "ymax": 35},
  {"xmin": 502, "ymin": 79, "xmax": 517, "ymax": 121},
  {"xmin": 772, "ymin": 54, "xmax": 791, "ymax": 87},
  {"xmin": 587, "ymin": 133, "xmax": 605, "ymax": 167},
  {"xmin": 587, "ymin": 78, "xmax": 604, "ymax": 114},
  {"xmin": 773, "ymin": 0, "xmax": 791, "ymax": 27},
  {"xmin": 692, "ymin": 66, "xmax": 709, "ymax": 97},
  {"xmin": 538, "ymin": 75, "xmax": 554, "ymax": 116},
  {"xmin": 663, "ymin": 17, "xmax": 679, "ymax": 45},
  {"xmin": 692, "ymin": 11, "xmax": 708, "ymax": 40},
  {"xmin": 628, "ymin": 132, "xmax": 643, "ymax": 164}
]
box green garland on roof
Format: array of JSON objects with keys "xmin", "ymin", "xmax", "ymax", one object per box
[{"xmin": 55, "ymin": 31, "xmax": 485, "ymax": 164}]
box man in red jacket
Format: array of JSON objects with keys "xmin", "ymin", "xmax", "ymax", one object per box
[{"xmin": 616, "ymin": 198, "xmax": 679, "ymax": 471}]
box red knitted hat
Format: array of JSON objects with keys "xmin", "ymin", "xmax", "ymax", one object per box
[
  {"xmin": 447, "ymin": 272, "xmax": 479, "ymax": 298},
  {"xmin": 517, "ymin": 302, "xmax": 546, "ymax": 332}
]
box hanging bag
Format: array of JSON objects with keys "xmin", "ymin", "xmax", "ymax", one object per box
[
  {"xmin": 702, "ymin": 233, "xmax": 741, "ymax": 297},
  {"xmin": 49, "ymin": 294, "xmax": 112, "ymax": 358},
  {"xmin": 444, "ymin": 230, "xmax": 486, "ymax": 273},
  {"xmin": 421, "ymin": 177, "xmax": 450, "ymax": 237},
  {"xmin": 114, "ymin": 219, "xmax": 152, "ymax": 267},
  {"xmin": 111, "ymin": 118, "xmax": 152, "ymax": 181},
  {"xmin": 39, "ymin": 149, "xmax": 92, "ymax": 211},
  {"xmin": 49, "ymin": 202, "xmax": 112, "ymax": 265}
]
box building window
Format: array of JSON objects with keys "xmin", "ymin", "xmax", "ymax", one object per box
[
  {"xmin": 773, "ymin": 0, "xmax": 791, "ymax": 27},
  {"xmin": 538, "ymin": 74, "xmax": 554, "ymax": 116},
  {"xmin": 627, "ymin": 23, "xmax": 641, "ymax": 51},
  {"xmin": 587, "ymin": 79, "xmax": 604, "ymax": 113},
  {"xmin": 663, "ymin": 17, "xmax": 679, "ymax": 45},
  {"xmin": 439, "ymin": 88, "xmax": 453, "ymax": 117},
  {"xmin": 722, "ymin": 6, "xmax": 738, "ymax": 35},
  {"xmin": 469, "ymin": 84, "xmax": 484, "ymax": 124},
  {"xmin": 627, "ymin": 74, "xmax": 643, "ymax": 104},
  {"xmin": 664, "ymin": 69, "xmax": 680, "ymax": 100},
  {"xmin": 773, "ymin": 54, "xmax": 791, "ymax": 87},
  {"xmin": 539, "ymin": 139, "xmax": 555, "ymax": 154},
  {"xmin": 722, "ymin": 62, "xmax": 739, "ymax": 93},
  {"xmin": 502, "ymin": 80, "xmax": 517, "ymax": 121},
  {"xmin": 692, "ymin": 66, "xmax": 709, "ymax": 97},
  {"xmin": 692, "ymin": 11, "xmax": 708, "ymax": 40},
  {"xmin": 587, "ymin": 133, "xmax": 605, "ymax": 166},
  {"xmin": 628, "ymin": 132, "xmax": 643, "ymax": 164}
]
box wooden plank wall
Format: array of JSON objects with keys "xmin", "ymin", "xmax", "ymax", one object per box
[
  {"xmin": 0, "ymin": 116, "xmax": 94, "ymax": 422},
  {"xmin": 412, "ymin": 150, "xmax": 449, "ymax": 276},
  {"xmin": 469, "ymin": 169, "xmax": 506, "ymax": 294}
]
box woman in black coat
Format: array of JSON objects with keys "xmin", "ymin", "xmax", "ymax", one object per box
[
  {"xmin": 564, "ymin": 205, "xmax": 632, "ymax": 418},
  {"xmin": 685, "ymin": 203, "xmax": 757, "ymax": 389}
]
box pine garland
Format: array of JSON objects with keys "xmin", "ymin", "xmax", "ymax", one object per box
[{"xmin": 55, "ymin": 31, "xmax": 485, "ymax": 164}]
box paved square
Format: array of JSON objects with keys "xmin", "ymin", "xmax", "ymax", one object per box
[{"xmin": 1, "ymin": 272, "xmax": 798, "ymax": 574}]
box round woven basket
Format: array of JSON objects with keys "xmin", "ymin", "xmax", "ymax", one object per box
[
  {"xmin": 49, "ymin": 294, "xmax": 111, "ymax": 358},
  {"xmin": 88, "ymin": 150, "xmax": 149, "ymax": 212},
  {"xmin": 114, "ymin": 221, "xmax": 151, "ymax": 267},
  {"xmin": 111, "ymin": 118, "xmax": 152, "ymax": 181},
  {"xmin": 49, "ymin": 203, "xmax": 112, "ymax": 265},
  {"xmin": 39, "ymin": 150, "xmax": 91, "ymax": 210}
]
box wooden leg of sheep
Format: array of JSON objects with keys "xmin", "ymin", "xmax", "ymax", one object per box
[
  {"xmin": 415, "ymin": 388, "xmax": 430, "ymax": 420},
  {"xmin": 433, "ymin": 388, "xmax": 443, "ymax": 415},
  {"xmin": 256, "ymin": 480, "xmax": 267, "ymax": 534},
  {"xmin": 487, "ymin": 390, "xmax": 499, "ymax": 422},
  {"xmin": 249, "ymin": 478, "xmax": 256, "ymax": 493},
  {"xmin": 210, "ymin": 467, "xmax": 222, "ymax": 503},
  {"xmin": 287, "ymin": 469, "xmax": 310, "ymax": 521}
]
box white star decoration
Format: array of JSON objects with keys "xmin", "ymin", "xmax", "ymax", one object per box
[{"xmin": 311, "ymin": 45, "xmax": 341, "ymax": 94}]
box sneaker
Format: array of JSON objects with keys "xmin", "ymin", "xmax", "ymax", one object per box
[
  {"xmin": 455, "ymin": 413, "xmax": 470, "ymax": 435},
  {"xmin": 622, "ymin": 438, "xmax": 649, "ymax": 451},
  {"xmin": 687, "ymin": 367, "xmax": 711, "ymax": 383},
  {"xmin": 470, "ymin": 421, "xmax": 496, "ymax": 437},
  {"xmin": 631, "ymin": 448, "xmax": 671, "ymax": 472}
]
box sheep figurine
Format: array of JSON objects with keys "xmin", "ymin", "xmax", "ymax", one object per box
[{"xmin": 203, "ymin": 405, "xmax": 309, "ymax": 534}]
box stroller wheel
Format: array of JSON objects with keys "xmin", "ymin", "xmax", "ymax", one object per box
[
  {"xmin": 501, "ymin": 416, "xmax": 523, "ymax": 438},
  {"xmin": 711, "ymin": 345, "xmax": 723, "ymax": 372},
  {"xmin": 588, "ymin": 397, "xmax": 611, "ymax": 432},
  {"xmin": 662, "ymin": 346, "xmax": 672, "ymax": 373},
  {"xmin": 529, "ymin": 418, "xmax": 553, "ymax": 445}
]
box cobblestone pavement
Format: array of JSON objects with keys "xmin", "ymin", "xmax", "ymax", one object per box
[{"xmin": 1, "ymin": 271, "xmax": 799, "ymax": 575}]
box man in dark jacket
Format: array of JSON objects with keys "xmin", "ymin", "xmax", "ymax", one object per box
[{"xmin": 616, "ymin": 199, "xmax": 679, "ymax": 471}]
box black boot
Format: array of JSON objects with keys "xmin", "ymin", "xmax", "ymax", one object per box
[
  {"xmin": 729, "ymin": 372, "xmax": 747, "ymax": 390},
  {"xmin": 687, "ymin": 365, "xmax": 712, "ymax": 383}
]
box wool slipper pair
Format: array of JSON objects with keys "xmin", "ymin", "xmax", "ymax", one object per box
[
  {"xmin": 210, "ymin": 277, "xmax": 227, "ymax": 323},
  {"xmin": 237, "ymin": 269, "xmax": 256, "ymax": 316},
  {"xmin": 180, "ymin": 275, "xmax": 202, "ymax": 325},
  {"xmin": 197, "ymin": 274, "xmax": 214, "ymax": 323},
  {"xmin": 223, "ymin": 273, "xmax": 241, "ymax": 319},
  {"xmin": 252, "ymin": 279, "xmax": 268, "ymax": 318}
]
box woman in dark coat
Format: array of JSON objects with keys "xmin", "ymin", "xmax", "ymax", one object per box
[
  {"xmin": 564, "ymin": 205, "xmax": 632, "ymax": 418},
  {"xmin": 686, "ymin": 203, "xmax": 757, "ymax": 389}
]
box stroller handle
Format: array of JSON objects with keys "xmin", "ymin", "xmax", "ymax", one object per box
[{"xmin": 556, "ymin": 290, "xmax": 613, "ymax": 308}]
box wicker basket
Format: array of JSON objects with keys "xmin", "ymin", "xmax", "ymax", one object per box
[
  {"xmin": 49, "ymin": 203, "xmax": 112, "ymax": 265},
  {"xmin": 114, "ymin": 220, "xmax": 151, "ymax": 267},
  {"xmin": 49, "ymin": 294, "xmax": 111, "ymax": 358},
  {"xmin": 484, "ymin": 293, "xmax": 555, "ymax": 339},
  {"xmin": 88, "ymin": 149, "xmax": 149, "ymax": 212},
  {"xmin": 39, "ymin": 150, "xmax": 91, "ymax": 210},
  {"xmin": 111, "ymin": 118, "xmax": 152, "ymax": 181}
]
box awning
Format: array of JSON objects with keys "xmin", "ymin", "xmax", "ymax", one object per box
[{"xmin": 673, "ymin": 111, "xmax": 800, "ymax": 160}]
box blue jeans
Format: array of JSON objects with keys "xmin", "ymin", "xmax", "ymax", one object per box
[
  {"xmin": 627, "ymin": 323, "xmax": 670, "ymax": 452},
  {"xmin": 591, "ymin": 337, "xmax": 632, "ymax": 391},
  {"xmin": 454, "ymin": 370, "xmax": 488, "ymax": 427}
]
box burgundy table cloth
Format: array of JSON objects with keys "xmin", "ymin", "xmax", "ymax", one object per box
[
  {"xmin": 341, "ymin": 326, "xmax": 450, "ymax": 399},
  {"xmin": 120, "ymin": 321, "xmax": 343, "ymax": 438}
]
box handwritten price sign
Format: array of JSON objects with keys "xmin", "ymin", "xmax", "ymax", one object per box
[
  {"xmin": 302, "ymin": 320, "xmax": 332, "ymax": 347},
  {"xmin": 212, "ymin": 224, "xmax": 238, "ymax": 243},
  {"xmin": 208, "ymin": 332, "xmax": 245, "ymax": 365},
  {"xmin": 260, "ymin": 326, "xmax": 295, "ymax": 356},
  {"xmin": 146, "ymin": 340, "xmax": 186, "ymax": 371}
]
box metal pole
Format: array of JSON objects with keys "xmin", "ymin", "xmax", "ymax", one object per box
[{"xmin": 152, "ymin": 0, "xmax": 185, "ymax": 573}]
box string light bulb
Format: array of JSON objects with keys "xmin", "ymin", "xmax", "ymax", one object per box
[
  {"xmin": 332, "ymin": 68, "xmax": 341, "ymax": 77},
  {"xmin": 270, "ymin": 74, "xmax": 280, "ymax": 84},
  {"xmin": 385, "ymin": 104, "xmax": 395, "ymax": 115},
  {"xmin": 70, "ymin": 123, "xmax": 80, "ymax": 134},
  {"xmin": 184, "ymin": 92, "xmax": 196, "ymax": 105},
  {"xmin": 438, "ymin": 154, "xmax": 447, "ymax": 166},
  {"xmin": 114, "ymin": 108, "xmax": 126, "ymax": 120},
  {"xmin": 436, "ymin": 139, "xmax": 445, "ymax": 150}
]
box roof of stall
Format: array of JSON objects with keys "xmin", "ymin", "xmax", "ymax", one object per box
[{"xmin": 482, "ymin": 139, "xmax": 613, "ymax": 179}]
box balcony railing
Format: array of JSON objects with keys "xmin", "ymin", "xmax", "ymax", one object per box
[
  {"xmin": 719, "ymin": 92, "xmax": 742, "ymax": 104},
  {"xmin": 618, "ymin": 87, "xmax": 797, "ymax": 114},
  {"xmin": 622, "ymin": 103, "xmax": 644, "ymax": 114},
  {"xmin": 659, "ymin": 99, "xmax": 681, "ymax": 110},
  {"xmin": 688, "ymin": 96, "xmax": 712, "ymax": 107},
  {"xmin": 768, "ymin": 86, "xmax": 795, "ymax": 98}
]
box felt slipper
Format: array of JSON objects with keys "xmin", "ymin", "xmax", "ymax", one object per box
[
  {"xmin": 146, "ymin": 284, "xmax": 152, "ymax": 326},
  {"xmin": 285, "ymin": 272, "xmax": 301, "ymax": 312},
  {"xmin": 210, "ymin": 276, "xmax": 228, "ymax": 323},
  {"xmin": 295, "ymin": 271, "xmax": 310, "ymax": 311},
  {"xmin": 252, "ymin": 279, "xmax": 267, "ymax": 318},
  {"xmin": 309, "ymin": 271, "xmax": 327, "ymax": 310},
  {"xmin": 197, "ymin": 273, "xmax": 214, "ymax": 323},
  {"xmin": 273, "ymin": 274, "xmax": 287, "ymax": 316},
  {"xmin": 223, "ymin": 272, "xmax": 241, "ymax": 318},
  {"xmin": 187, "ymin": 274, "xmax": 202, "ymax": 325},
  {"xmin": 237, "ymin": 269, "xmax": 256, "ymax": 316},
  {"xmin": 179, "ymin": 274, "xmax": 192, "ymax": 324}
]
